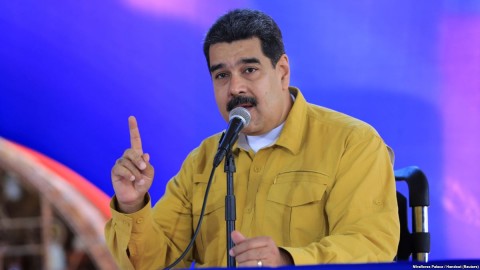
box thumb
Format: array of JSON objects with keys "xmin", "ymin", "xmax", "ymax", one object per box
[
  {"xmin": 141, "ymin": 153, "xmax": 154, "ymax": 179},
  {"xmin": 231, "ymin": 230, "xmax": 246, "ymax": 245}
]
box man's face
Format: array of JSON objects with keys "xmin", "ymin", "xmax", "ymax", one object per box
[{"xmin": 208, "ymin": 37, "xmax": 291, "ymax": 136}]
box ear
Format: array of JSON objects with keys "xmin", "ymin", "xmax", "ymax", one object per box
[{"xmin": 276, "ymin": 54, "xmax": 290, "ymax": 91}]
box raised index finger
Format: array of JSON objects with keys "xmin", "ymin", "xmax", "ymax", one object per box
[{"xmin": 128, "ymin": 116, "xmax": 143, "ymax": 153}]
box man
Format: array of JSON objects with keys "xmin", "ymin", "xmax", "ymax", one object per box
[{"xmin": 105, "ymin": 9, "xmax": 400, "ymax": 269}]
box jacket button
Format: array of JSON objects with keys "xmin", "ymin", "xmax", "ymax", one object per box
[{"xmin": 374, "ymin": 199, "xmax": 383, "ymax": 206}]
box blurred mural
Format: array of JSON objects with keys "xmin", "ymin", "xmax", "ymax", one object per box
[{"xmin": 1, "ymin": 0, "xmax": 479, "ymax": 263}]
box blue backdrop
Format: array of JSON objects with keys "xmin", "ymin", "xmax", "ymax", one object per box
[{"xmin": 1, "ymin": 0, "xmax": 479, "ymax": 260}]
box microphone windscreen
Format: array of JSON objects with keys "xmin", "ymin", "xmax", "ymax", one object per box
[{"xmin": 229, "ymin": 107, "xmax": 251, "ymax": 127}]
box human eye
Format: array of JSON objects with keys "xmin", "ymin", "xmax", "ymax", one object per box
[
  {"xmin": 214, "ymin": 72, "xmax": 229, "ymax": 80},
  {"xmin": 244, "ymin": 67, "xmax": 258, "ymax": 74}
]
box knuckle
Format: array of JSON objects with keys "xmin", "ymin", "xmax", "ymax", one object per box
[
  {"xmin": 123, "ymin": 148, "xmax": 132, "ymax": 156},
  {"xmin": 124, "ymin": 148, "xmax": 139, "ymax": 158},
  {"xmin": 112, "ymin": 162, "xmax": 123, "ymax": 173},
  {"xmin": 116, "ymin": 158, "xmax": 128, "ymax": 166},
  {"xmin": 115, "ymin": 157, "xmax": 124, "ymax": 164},
  {"xmin": 267, "ymin": 237, "xmax": 275, "ymax": 245}
]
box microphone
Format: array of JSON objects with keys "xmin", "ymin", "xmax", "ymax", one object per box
[{"xmin": 213, "ymin": 107, "xmax": 251, "ymax": 167}]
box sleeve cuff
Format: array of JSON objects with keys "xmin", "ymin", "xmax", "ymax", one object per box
[
  {"xmin": 110, "ymin": 194, "xmax": 153, "ymax": 234},
  {"xmin": 280, "ymin": 246, "xmax": 317, "ymax": 266}
]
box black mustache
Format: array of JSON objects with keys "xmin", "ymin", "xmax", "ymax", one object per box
[{"xmin": 227, "ymin": 96, "xmax": 257, "ymax": 112}]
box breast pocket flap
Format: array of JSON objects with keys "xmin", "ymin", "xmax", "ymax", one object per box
[{"xmin": 268, "ymin": 172, "xmax": 328, "ymax": 207}]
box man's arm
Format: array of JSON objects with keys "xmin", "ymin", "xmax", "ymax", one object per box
[{"xmin": 105, "ymin": 176, "xmax": 195, "ymax": 269}]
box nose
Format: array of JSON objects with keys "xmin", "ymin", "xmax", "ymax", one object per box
[{"xmin": 229, "ymin": 74, "xmax": 247, "ymax": 96}]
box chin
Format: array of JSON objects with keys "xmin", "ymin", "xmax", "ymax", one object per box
[
  {"xmin": 241, "ymin": 127, "xmax": 255, "ymax": 136},
  {"xmin": 242, "ymin": 127, "xmax": 264, "ymax": 136}
]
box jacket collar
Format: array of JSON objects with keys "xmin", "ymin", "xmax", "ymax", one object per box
[
  {"xmin": 275, "ymin": 87, "xmax": 306, "ymax": 155},
  {"xmin": 232, "ymin": 86, "xmax": 306, "ymax": 155}
]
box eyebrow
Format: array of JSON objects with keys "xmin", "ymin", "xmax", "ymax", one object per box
[{"xmin": 209, "ymin": 57, "xmax": 261, "ymax": 73}]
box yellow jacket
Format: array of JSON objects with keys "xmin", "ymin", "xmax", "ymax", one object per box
[{"xmin": 105, "ymin": 87, "xmax": 400, "ymax": 269}]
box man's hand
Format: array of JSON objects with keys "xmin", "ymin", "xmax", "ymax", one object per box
[
  {"xmin": 111, "ymin": 116, "xmax": 154, "ymax": 213},
  {"xmin": 229, "ymin": 231, "xmax": 294, "ymax": 267}
]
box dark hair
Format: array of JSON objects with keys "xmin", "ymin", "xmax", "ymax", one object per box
[{"xmin": 203, "ymin": 9, "xmax": 285, "ymax": 68}]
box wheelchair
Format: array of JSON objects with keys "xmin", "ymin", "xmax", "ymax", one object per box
[{"xmin": 395, "ymin": 166, "xmax": 430, "ymax": 262}]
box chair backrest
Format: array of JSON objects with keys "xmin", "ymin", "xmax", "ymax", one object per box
[{"xmin": 394, "ymin": 166, "xmax": 430, "ymax": 262}]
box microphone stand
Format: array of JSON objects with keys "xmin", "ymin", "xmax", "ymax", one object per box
[{"xmin": 224, "ymin": 150, "xmax": 236, "ymax": 268}]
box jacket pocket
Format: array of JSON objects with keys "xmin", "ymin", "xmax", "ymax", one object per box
[{"xmin": 266, "ymin": 171, "xmax": 329, "ymax": 247}]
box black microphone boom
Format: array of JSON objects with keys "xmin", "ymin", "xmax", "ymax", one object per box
[{"xmin": 213, "ymin": 107, "xmax": 251, "ymax": 168}]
